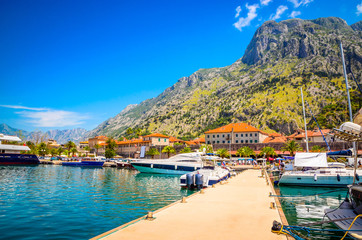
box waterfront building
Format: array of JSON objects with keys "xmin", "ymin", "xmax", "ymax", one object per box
[
  {"xmin": 287, "ymin": 129, "xmax": 334, "ymax": 143},
  {"xmin": 263, "ymin": 133, "xmax": 287, "ymax": 143},
  {"xmin": 88, "ymin": 136, "xmax": 108, "ymax": 149},
  {"xmin": 205, "ymin": 123, "xmax": 269, "ymax": 145},
  {"xmin": 169, "ymin": 136, "xmax": 184, "ymax": 146},
  {"xmin": 47, "ymin": 139, "xmax": 60, "ymax": 149}
]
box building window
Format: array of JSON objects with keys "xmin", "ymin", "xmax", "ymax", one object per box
[
  {"xmin": 217, "ymin": 135, "xmax": 219, "ymax": 138},
  {"xmin": 255, "ymin": 133, "xmax": 257, "ymax": 137},
  {"xmin": 255, "ymin": 140, "xmax": 258, "ymax": 143},
  {"xmin": 227, "ymin": 134, "xmax": 230, "ymax": 137},
  {"xmin": 241, "ymin": 140, "xmax": 243, "ymax": 143},
  {"xmin": 164, "ymin": 139, "xmax": 166, "ymax": 142},
  {"xmin": 222, "ymin": 135, "xmax": 224, "ymax": 138},
  {"xmin": 207, "ymin": 141, "xmax": 211, "ymax": 144},
  {"xmin": 236, "ymin": 140, "xmax": 238, "ymax": 143},
  {"xmin": 213, "ymin": 135, "xmax": 215, "ymax": 138},
  {"xmin": 236, "ymin": 134, "xmax": 238, "ymax": 137},
  {"xmin": 241, "ymin": 134, "xmax": 243, "ymax": 137},
  {"xmin": 213, "ymin": 141, "xmax": 215, "ymax": 144},
  {"xmin": 246, "ymin": 140, "xmax": 248, "ymax": 143},
  {"xmin": 222, "ymin": 141, "xmax": 225, "ymax": 143},
  {"xmin": 217, "ymin": 141, "xmax": 219, "ymax": 143},
  {"xmin": 245, "ymin": 134, "xmax": 248, "ymax": 137},
  {"xmin": 158, "ymin": 138, "xmax": 160, "ymax": 142},
  {"xmin": 228, "ymin": 141, "xmax": 230, "ymax": 143},
  {"xmin": 207, "ymin": 135, "xmax": 210, "ymax": 138}
]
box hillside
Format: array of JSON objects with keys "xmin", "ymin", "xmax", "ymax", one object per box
[{"xmin": 89, "ymin": 17, "xmax": 362, "ymax": 139}]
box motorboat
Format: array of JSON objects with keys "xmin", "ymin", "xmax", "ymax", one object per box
[
  {"xmin": 0, "ymin": 134, "xmax": 39, "ymax": 165},
  {"xmin": 278, "ymin": 152, "xmax": 361, "ymax": 187},
  {"xmin": 180, "ymin": 166, "xmax": 230, "ymax": 189},
  {"xmin": 130, "ymin": 152, "xmax": 203, "ymax": 175},
  {"xmin": 115, "ymin": 159, "xmax": 135, "ymax": 169},
  {"xmin": 62, "ymin": 156, "xmax": 105, "ymax": 167}
]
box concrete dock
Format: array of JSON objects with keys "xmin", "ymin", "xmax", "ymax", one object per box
[{"xmin": 92, "ymin": 169, "xmax": 287, "ymax": 240}]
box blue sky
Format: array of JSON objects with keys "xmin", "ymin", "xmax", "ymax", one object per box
[{"xmin": 0, "ymin": 0, "xmax": 361, "ymax": 132}]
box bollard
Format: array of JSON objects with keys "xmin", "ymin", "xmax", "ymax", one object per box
[
  {"xmin": 212, "ymin": 184, "xmax": 215, "ymax": 188},
  {"xmin": 145, "ymin": 211, "xmax": 155, "ymax": 220},
  {"xmin": 200, "ymin": 189, "xmax": 205, "ymax": 194},
  {"xmin": 270, "ymin": 202, "xmax": 275, "ymax": 209},
  {"xmin": 181, "ymin": 197, "xmax": 187, "ymax": 203},
  {"xmin": 269, "ymin": 192, "xmax": 272, "ymax": 197}
]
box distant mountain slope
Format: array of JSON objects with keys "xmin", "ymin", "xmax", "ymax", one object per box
[
  {"xmin": 0, "ymin": 123, "xmax": 88, "ymax": 144},
  {"xmin": 90, "ymin": 17, "xmax": 362, "ymax": 138}
]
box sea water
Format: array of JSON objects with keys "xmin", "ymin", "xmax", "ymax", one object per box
[
  {"xmin": 0, "ymin": 165, "xmax": 192, "ymax": 240},
  {"xmin": 277, "ymin": 185, "xmax": 352, "ymax": 239}
]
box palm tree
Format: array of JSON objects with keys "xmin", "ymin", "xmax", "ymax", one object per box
[
  {"xmin": 180, "ymin": 147, "xmax": 192, "ymax": 153},
  {"xmin": 65, "ymin": 141, "xmax": 75, "ymax": 157},
  {"xmin": 63, "ymin": 150, "xmax": 69, "ymax": 157},
  {"xmin": 94, "ymin": 144, "xmax": 101, "ymax": 157},
  {"xmin": 84, "ymin": 146, "xmax": 90, "ymax": 157},
  {"xmin": 281, "ymin": 140, "xmax": 303, "ymax": 156},
  {"xmin": 37, "ymin": 142, "xmax": 49, "ymax": 157},
  {"xmin": 50, "ymin": 148, "xmax": 58, "ymax": 157},
  {"xmin": 237, "ymin": 146, "xmax": 255, "ymax": 158},
  {"xmin": 311, "ymin": 145, "xmax": 326, "ymax": 152},
  {"xmin": 146, "ymin": 148, "xmax": 160, "ymax": 159},
  {"xmin": 70, "ymin": 147, "xmax": 78, "ymax": 157},
  {"xmin": 106, "ymin": 137, "xmax": 117, "ymax": 151},
  {"xmin": 57, "ymin": 147, "xmax": 63, "ymax": 156},
  {"xmin": 162, "ymin": 146, "xmax": 176, "ymax": 158},
  {"xmin": 260, "ymin": 146, "xmax": 276, "ymax": 159},
  {"xmin": 217, "ymin": 148, "xmax": 230, "ymax": 159}
]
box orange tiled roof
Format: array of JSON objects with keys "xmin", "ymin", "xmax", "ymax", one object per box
[
  {"xmin": 143, "ymin": 133, "xmax": 170, "ymax": 138},
  {"xmin": 169, "ymin": 136, "xmax": 184, "ymax": 142},
  {"xmin": 288, "ymin": 129, "xmax": 332, "ymax": 139},
  {"xmin": 193, "ymin": 137, "xmax": 205, "ymax": 143},
  {"xmin": 263, "ymin": 136, "xmax": 287, "ymax": 143},
  {"xmin": 79, "ymin": 141, "xmax": 88, "ymax": 144},
  {"xmin": 185, "ymin": 141, "xmax": 197, "ymax": 145},
  {"xmin": 205, "ymin": 123, "xmax": 267, "ymax": 135}
]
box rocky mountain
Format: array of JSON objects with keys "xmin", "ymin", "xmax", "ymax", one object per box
[
  {"xmin": 90, "ymin": 17, "xmax": 362, "ymax": 139},
  {"xmin": 0, "ymin": 123, "xmax": 88, "ymax": 144}
]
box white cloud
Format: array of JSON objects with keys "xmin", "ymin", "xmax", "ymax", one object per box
[
  {"xmin": 233, "ymin": 4, "xmax": 259, "ymax": 31},
  {"xmin": 290, "ymin": 10, "xmax": 301, "ymax": 18},
  {"xmin": 270, "ymin": 5, "xmax": 288, "ymax": 20},
  {"xmin": 357, "ymin": 2, "xmax": 362, "ymax": 15},
  {"xmin": 235, "ymin": 6, "xmax": 242, "ymax": 18},
  {"xmin": 1, "ymin": 105, "xmax": 88, "ymax": 128},
  {"xmin": 0, "ymin": 105, "xmax": 49, "ymax": 111},
  {"xmin": 260, "ymin": 0, "xmax": 273, "ymax": 6},
  {"xmin": 288, "ymin": 0, "xmax": 313, "ymax": 8}
]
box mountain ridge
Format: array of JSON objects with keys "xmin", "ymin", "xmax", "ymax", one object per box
[{"xmin": 89, "ymin": 17, "xmax": 362, "ymax": 139}]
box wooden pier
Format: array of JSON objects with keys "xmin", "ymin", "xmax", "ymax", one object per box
[{"xmin": 92, "ymin": 169, "xmax": 287, "ymax": 240}]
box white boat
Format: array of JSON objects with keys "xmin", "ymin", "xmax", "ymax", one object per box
[
  {"xmin": 278, "ymin": 152, "xmax": 362, "ymax": 187},
  {"xmin": 130, "ymin": 152, "xmax": 203, "ymax": 175},
  {"xmin": 180, "ymin": 166, "xmax": 230, "ymax": 189}
]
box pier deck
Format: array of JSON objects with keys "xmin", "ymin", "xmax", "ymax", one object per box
[{"xmin": 92, "ymin": 169, "xmax": 286, "ymax": 240}]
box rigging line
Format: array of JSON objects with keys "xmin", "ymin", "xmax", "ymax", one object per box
[
  {"xmin": 304, "ymin": 101, "xmax": 331, "ymax": 151},
  {"xmin": 348, "ymin": 66, "xmax": 362, "ymax": 95}
]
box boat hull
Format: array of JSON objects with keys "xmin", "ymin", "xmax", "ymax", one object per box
[
  {"xmin": 62, "ymin": 161, "xmax": 104, "ymax": 167},
  {"xmin": 279, "ymin": 174, "xmax": 359, "ymax": 187},
  {"xmin": 132, "ymin": 163, "xmax": 201, "ymax": 175},
  {"xmin": 0, "ymin": 153, "xmax": 39, "ymax": 165}
]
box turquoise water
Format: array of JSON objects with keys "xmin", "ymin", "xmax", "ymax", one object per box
[
  {"xmin": 0, "ymin": 165, "xmax": 192, "ymax": 240},
  {"xmin": 277, "ymin": 186, "xmax": 352, "ymax": 239}
]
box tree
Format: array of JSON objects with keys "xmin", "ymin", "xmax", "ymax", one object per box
[
  {"xmin": 50, "ymin": 148, "xmax": 58, "ymax": 157},
  {"xmin": 180, "ymin": 147, "xmax": 192, "ymax": 153},
  {"xmin": 311, "ymin": 145, "xmax": 326, "ymax": 152},
  {"xmin": 94, "ymin": 144, "xmax": 101, "ymax": 157},
  {"xmin": 217, "ymin": 148, "xmax": 230, "ymax": 159},
  {"xmin": 237, "ymin": 146, "xmax": 255, "ymax": 158},
  {"xmin": 126, "ymin": 128, "xmax": 134, "ymax": 136},
  {"xmin": 26, "ymin": 141, "xmax": 37, "ymax": 154},
  {"xmin": 199, "ymin": 144, "xmax": 213, "ymax": 153},
  {"xmin": 146, "ymin": 148, "xmax": 160, "ymax": 159},
  {"xmin": 63, "ymin": 150, "xmax": 69, "ymax": 157},
  {"xmin": 84, "ymin": 146, "xmax": 90, "ymax": 157},
  {"xmin": 162, "ymin": 146, "xmax": 176, "ymax": 158},
  {"xmin": 65, "ymin": 141, "xmax": 76, "ymax": 157},
  {"xmin": 260, "ymin": 146, "xmax": 276, "ymax": 159},
  {"xmin": 105, "ymin": 149, "xmax": 116, "ymax": 159},
  {"xmin": 106, "ymin": 137, "xmax": 117, "ymax": 151},
  {"xmin": 57, "ymin": 147, "xmax": 63, "ymax": 156},
  {"xmin": 37, "ymin": 142, "xmax": 49, "ymax": 157},
  {"xmin": 70, "ymin": 147, "xmax": 78, "ymax": 157},
  {"xmin": 281, "ymin": 140, "xmax": 303, "ymax": 156}
]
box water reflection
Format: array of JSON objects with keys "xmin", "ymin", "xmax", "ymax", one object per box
[{"xmin": 0, "ymin": 165, "xmax": 192, "ymax": 240}]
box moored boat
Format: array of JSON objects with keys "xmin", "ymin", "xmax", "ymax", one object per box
[
  {"xmin": 0, "ymin": 134, "xmax": 39, "ymax": 165},
  {"xmin": 130, "ymin": 152, "xmax": 203, "ymax": 175},
  {"xmin": 180, "ymin": 166, "xmax": 230, "ymax": 189},
  {"xmin": 62, "ymin": 157, "xmax": 105, "ymax": 167}
]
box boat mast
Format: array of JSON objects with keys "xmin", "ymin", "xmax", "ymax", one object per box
[
  {"xmin": 301, "ymin": 87, "xmax": 309, "ymax": 152},
  {"xmin": 340, "ymin": 41, "xmax": 358, "ymax": 184}
]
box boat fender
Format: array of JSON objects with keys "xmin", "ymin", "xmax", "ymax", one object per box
[
  {"xmin": 337, "ymin": 174, "xmax": 341, "ymax": 182},
  {"xmin": 356, "ymin": 173, "xmax": 360, "ymax": 181},
  {"xmin": 195, "ymin": 174, "xmax": 203, "ymax": 190},
  {"xmin": 314, "ymin": 174, "xmax": 317, "ymax": 181},
  {"xmin": 186, "ymin": 173, "xmax": 194, "ymax": 189}
]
